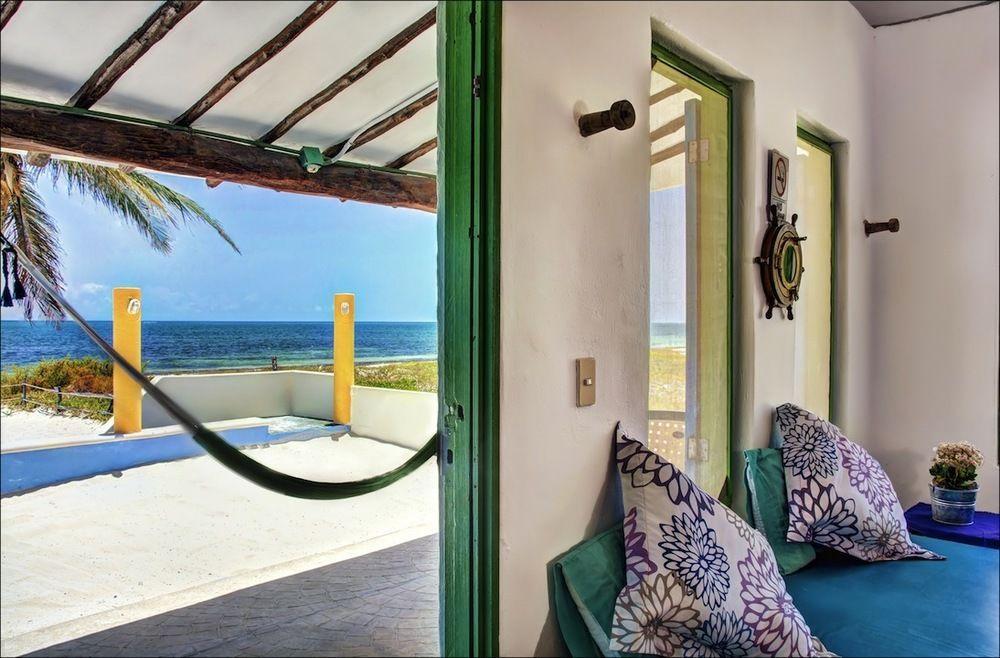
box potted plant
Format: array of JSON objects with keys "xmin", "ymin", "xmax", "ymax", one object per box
[{"xmin": 929, "ymin": 441, "xmax": 984, "ymax": 526}]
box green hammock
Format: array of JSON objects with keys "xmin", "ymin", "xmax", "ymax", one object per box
[{"xmin": 0, "ymin": 234, "xmax": 438, "ymax": 500}]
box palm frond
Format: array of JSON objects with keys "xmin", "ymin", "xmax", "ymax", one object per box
[
  {"xmin": 124, "ymin": 173, "xmax": 240, "ymax": 253},
  {"xmin": 46, "ymin": 160, "xmax": 174, "ymax": 253},
  {"xmin": 46, "ymin": 161, "xmax": 240, "ymax": 254},
  {"xmin": 1, "ymin": 153, "xmax": 65, "ymax": 321}
]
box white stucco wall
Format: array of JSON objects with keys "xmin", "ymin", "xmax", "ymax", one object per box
[
  {"xmin": 139, "ymin": 371, "xmax": 436, "ymax": 451},
  {"xmin": 349, "ymin": 386, "xmax": 437, "ymax": 450},
  {"xmin": 868, "ymin": 3, "xmax": 1000, "ymax": 512},
  {"xmin": 499, "ymin": 2, "xmax": 877, "ymax": 654},
  {"xmin": 142, "ymin": 370, "xmax": 296, "ymax": 429}
]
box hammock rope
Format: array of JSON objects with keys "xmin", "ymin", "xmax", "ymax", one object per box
[{"xmin": 0, "ymin": 234, "xmax": 438, "ymax": 500}]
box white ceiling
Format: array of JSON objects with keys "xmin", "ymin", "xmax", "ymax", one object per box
[
  {"xmin": 850, "ymin": 1, "xmax": 987, "ymax": 27},
  {"xmin": 0, "ymin": 0, "xmax": 438, "ymax": 174}
]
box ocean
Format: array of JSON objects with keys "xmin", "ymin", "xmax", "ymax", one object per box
[
  {"xmin": 0, "ymin": 321, "xmax": 437, "ymax": 373},
  {"xmin": 1, "ymin": 320, "xmax": 685, "ymax": 372}
]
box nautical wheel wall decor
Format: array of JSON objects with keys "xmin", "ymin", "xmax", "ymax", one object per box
[{"xmin": 754, "ymin": 149, "xmax": 806, "ymax": 320}]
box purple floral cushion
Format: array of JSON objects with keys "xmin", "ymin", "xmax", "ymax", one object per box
[
  {"xmin": 610, "ymin": 423, "xmax": 820, "ymax": 657},
  {"xmin": 774, "ymin": 403, "xmax": 942, "ymax": 562}
]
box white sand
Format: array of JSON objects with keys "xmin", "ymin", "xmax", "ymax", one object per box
[
  {"xmin": 0, "ymin": 410, "xmax": 104, "ymax": 451},
  {"xmin": 0, "ymin": 434, "xmax": 438, "ymax": 656}
]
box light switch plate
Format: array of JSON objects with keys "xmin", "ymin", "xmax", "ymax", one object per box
[{"xmin": 576, "ymin": 357, "xmax": 596, "ymax": 407}]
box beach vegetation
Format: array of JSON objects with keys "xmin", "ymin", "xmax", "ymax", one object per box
[{"xmin": 0, "ymin": 356, "xmax": 114, "ymax": 418}]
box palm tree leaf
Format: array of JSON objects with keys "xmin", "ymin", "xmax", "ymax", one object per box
[
  {"xmin": 1, "ymin": 153, "xmax": 65, "ymax": 321},
  {"xmin": 122, "ymin": 172, "xmax": 240, "ymax": 254},
  {"xmin": 46, "ymin": 160, "xmax": 174, "ymax": 254},
  {"xmin": 46, "ymin": 160, "xmax": 240, "ymax": 254}
]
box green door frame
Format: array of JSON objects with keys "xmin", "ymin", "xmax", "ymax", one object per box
[{"xmin": 438, "ymin": 2, "xmax": 500, "ymax": 656}]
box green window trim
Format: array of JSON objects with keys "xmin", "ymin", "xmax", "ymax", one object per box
[
  {"xmin": 796, "ymin": 126, "xmax": 837, "ymax": 423},
  {"xmin": 650, "ymin": 42, "xmax": 735, "ymax": 504}
]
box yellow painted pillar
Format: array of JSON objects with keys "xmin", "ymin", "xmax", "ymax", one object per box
[
  {"xmin": 333, "ymin": 293, "xmax": 355, "ymax": 424},
  {"xmin": 112, "ymin": 287, "xmax": 142, "ymax": 434}
]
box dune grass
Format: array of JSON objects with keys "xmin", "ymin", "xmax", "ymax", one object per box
[
  {"xmin": 0, "ymin": 357, "xmax": 115, "ymax": 418},
  {"xmin": 649, "ymin": 346, "xmax": 685, "ymax": 412}
]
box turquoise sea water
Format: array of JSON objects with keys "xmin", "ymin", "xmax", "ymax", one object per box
[
  {"xmin": 0, "ymin": 320, "xmax": 437, "ymax": 373},
  {"xmin": 650, "ymin": 322, "xmax": 685, "ymax": 348}
]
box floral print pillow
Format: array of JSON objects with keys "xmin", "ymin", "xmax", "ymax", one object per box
[
  {"xmin": 611, "ymin": 423, "xmax": 819, "ymax": 657},
  {"xmin": 774, "ymin": 403, "xmax": 941, "ymax": 562}
]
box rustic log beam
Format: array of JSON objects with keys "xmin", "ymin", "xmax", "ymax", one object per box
[
  {"xmin": 1, "ymin": 100, "xmax": 436, "ymax": 212},
  {"xmin": 323, "ymin": 87, "xmax": 437, "ymax": 158},
  {"xmin": 650, "ymin": 115, "xmax": 685, "ymax": 142},
  {"xmin": 174, "ymin": 1, "xmax": 337, "ymax": 126},
  {"xmin": 387, "ymin": 137, "xmax": 436, "ymax": 170},
  {"xmin": 260, "ymin": 8, "xmax": 436, "ymax": 144},
  {"xmin": 650, "ymin": 141, "xmax": 686, "ymax": 166},
  {"xmin": 205, "ymin": 178, "xmax": 223, "ymax": 188},
  {"xmin": 0, "ymin": 0, "xmax": 22, "ymax": 30},
  {"xmin": 650, "ymin": 84, "xmax": 683, "ymax": 106},
  {"xmin": 70, "ymin": 1, "xmax": 201, "ymax": 109}
]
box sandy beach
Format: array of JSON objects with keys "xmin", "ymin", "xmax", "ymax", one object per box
[
  {"xmin": 0, "ymin": 434, "xmax": 438, "ymax": 656},
  {"xmin": 0, "ymin": 410, "xmax": 104, "ymax": 451}
]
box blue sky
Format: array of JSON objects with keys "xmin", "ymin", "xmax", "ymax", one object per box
[{"xmin": 2, "ymin": 170, "xmax": 437, "ymax": 322}]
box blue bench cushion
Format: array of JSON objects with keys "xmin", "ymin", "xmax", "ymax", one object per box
[
  {"xmin": 552, "ymin": 529, "xmax": 999, "ymax": 657},
  {"xmin": 784, "ymin": 535, "xmax": 999, "ymax": 657}
]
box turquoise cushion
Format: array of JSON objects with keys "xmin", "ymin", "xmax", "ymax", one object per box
[
  {"xmin": 551, "ymin": 526, "xmax": 628, "ymax": 658},
  {"xmin": 744, "ymin": 447, "xmax": 816, "ymax": 574},
  {"xmin": 784, "ymin": 535, "xmax": 1000, "ymax": 657}
]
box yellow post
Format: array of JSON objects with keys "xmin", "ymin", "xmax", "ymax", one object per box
[
  {"xmin": 112, "ymin": 287, "xmax": 142, "ymax": 434},
  {"xmin": 333, "ymin": 293, "xmax": 355, "ymax": 424}
]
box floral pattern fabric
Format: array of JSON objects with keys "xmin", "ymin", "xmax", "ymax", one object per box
[
  {"xmin": 610, "ymin": 423, "xmax": 818, "ymax": 656},
  {"xmin": 775, "ymin": 403, "xmax": 941, "ymax": 562}
]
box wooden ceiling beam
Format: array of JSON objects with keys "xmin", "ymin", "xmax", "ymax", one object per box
[
  {"xmin": 70, "ymin": 1, "xmax": 200, "ymax": 109},
  {"xmin": 173, "ymin": 1, "xmax": 337, "ymax": 126},
  {"xmin": 0, "ymin": 0, "xmax": 22, "ymax": 31},
  {"xmin": 650, "ymin": 141, "xmax": 686, "ymax": 166},
  {"xmin": 387, "ymin": 137, "xmax": 436, "ymax": 170},
  {"xmin": 260, "ymin": 8, "xmax": 436, "ymax": 144},
  {"xmin": 323, "ymin": 87, "xmax": 437, "ymax": 158},
  {"xmin": 1, "ymin": 100, "xmax": 436, "ymax": 212},
  {"xmin": 650, "ymin": 84, "xmax": 683, "ymax": 106},
  {"xmin": 650, "ymin": 115, "xmax": 685, "ymax": 142}
]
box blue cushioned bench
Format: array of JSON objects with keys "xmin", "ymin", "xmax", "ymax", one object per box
[{"xmin": 551, "ymin": 527, "xmax": 999, "ymax": 657}]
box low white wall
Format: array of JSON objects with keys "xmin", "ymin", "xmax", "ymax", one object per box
[
  {"xmin": 349, "ymin": 385, "xmax": 437, "ymax": 450},
  {"xmin": 142, "ymin": 371, "xmax": 295, "ymax": 429},
  {"xmin": 139, "ymin": 372, "xmax": 435, "ymax": 450},
  {"xmin": 289, "ymin": 370, "xmax": 335, "ymax": 420}
]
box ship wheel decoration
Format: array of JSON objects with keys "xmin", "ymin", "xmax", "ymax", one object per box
[{"xmin": 754, "ymin": 150, "xmax": 806, "ymax": 320}]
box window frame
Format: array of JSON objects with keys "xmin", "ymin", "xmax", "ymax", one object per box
[
  {"xmin": 795, "ymin": 126, "xmax": 837, "ymax": 422},
  {"xmin": 650, "ymin": 43, "xmax": 735, "ymax": 502}
]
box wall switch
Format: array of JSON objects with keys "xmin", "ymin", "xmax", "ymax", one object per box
[{"xmin": 576, "ymin": 357, "xmax": 596, "ymax": 407}]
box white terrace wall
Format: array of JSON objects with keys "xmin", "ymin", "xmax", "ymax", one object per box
[
  {"xmin": 498, "ymin": 2, "xmax": 876, "ymax": 654},
  {"xmin": 868, "ymin": 3, "xmax": 1000, "ymax": 512},
  {"xmin": 140, "ymin": 371, "xmax": 436, "ymax": 450}
]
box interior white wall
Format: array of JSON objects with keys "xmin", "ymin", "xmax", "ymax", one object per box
[
  {"xmin": 868, "ymin": 3, "xmax": 1000, "ymax": 512},
  {"xmin": 499, "ymin": 1, "xmax": 876, "ymax": 655}
]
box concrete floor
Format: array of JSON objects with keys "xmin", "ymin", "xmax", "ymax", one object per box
[{"xmin": 28, "ymin": 535, "xmax": 439, "ymax": 657}]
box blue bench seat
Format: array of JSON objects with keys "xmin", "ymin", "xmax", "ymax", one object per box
[{"xmin": 552, "ymin": 527, "xmax": 999, "ymax": 657}]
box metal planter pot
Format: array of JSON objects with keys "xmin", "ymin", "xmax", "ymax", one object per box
[{"xmin": 929, "ymin": 484, "xmax": 978, "ymax": 526}]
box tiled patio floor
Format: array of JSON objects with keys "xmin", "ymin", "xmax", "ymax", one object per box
[{"xmin": 28, "ymin": 534, "xmax": 439, "ymax": 658}]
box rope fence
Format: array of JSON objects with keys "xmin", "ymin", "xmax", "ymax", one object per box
[{"xmin": 0, "ymin": 382, "xmax": 113, "ymax": 416}]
